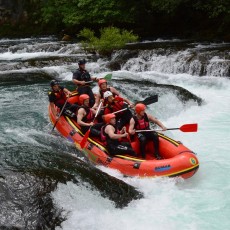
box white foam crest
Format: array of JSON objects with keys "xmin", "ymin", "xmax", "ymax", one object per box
[
  {"xmin": 0, "ymin": 36, "xmax": 56, "ymax": 43},
  {"xmin": 0, "ymin": 43, "xmax": 84, "ymax": 60},
  {"xmin": 0, "ymin": 65, "xmax": 70, "ymax": 78},
  {"xmin": 194, "ymin": 42, "xmax": 230, "ymax": 49},
  {"xmin": 206, "ymin": 58, "xmax": 230, "ymax": 76},
  {"xmin": 0, "ymin": 51, "xmax": 63, "ymax": 61},
  {"xmin": 120, "ymin": 49, "xmax": 229, "ymax": 77},
  {"xmin": 54, "ymin": 176, "xmax": 203, "ymax": 230},
  {"xmin": 121, "ymin": 49, "xmax": 196, "ymax": 73},
  {"xmin": 159, "ymin": 74, "xmax": 230, "ymax": 158},
  {"xmin": 42, "ymin": 65, "xmax": 74, "ymax": 79}
]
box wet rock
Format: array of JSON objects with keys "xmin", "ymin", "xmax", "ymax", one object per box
[
  {"xmin": 114, "ymin": 78, "xmax": 203, "ymax": 106},
  {"xmin": 106, "ymin": 50, "xmax": 138, "ymax": 70},
  {"xmin": 0, "ymin": 144, "xmax": 143, "ymax": 229},
  {"xmin": 62, "ymin": 34, "xmax": 72, "ymax": 41}
]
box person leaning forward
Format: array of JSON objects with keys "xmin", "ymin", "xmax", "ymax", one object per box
[
  {"xmin": 101, "ymin": 113, "xmax": 137, "ymax": 157},
  {"xmin": 77, "ymin": 94, "xmax": 103, "ymax": 137},
  {"xmin": 129, "ymin": 103, "xmax": 167, "ymax": 159},
  {"xmin": 72, "ymin": 59, "xmax": 97, "ymax": 107},
  {"xmin": 48, "ymin": 80, "xmax": 78, "ymax": 119},
  {"xmin": 103, "ymin": 91, "xmax": 134, "ymax": 130}
]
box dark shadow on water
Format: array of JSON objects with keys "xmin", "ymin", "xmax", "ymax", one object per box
[{"xmin": 0, "ymin": 145, "xmax": 143, "ymax": 229}]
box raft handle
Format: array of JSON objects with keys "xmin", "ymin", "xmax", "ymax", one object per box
[{"xmin": 178, "ymin": 151, "xmax": 197, "ymax": 155}]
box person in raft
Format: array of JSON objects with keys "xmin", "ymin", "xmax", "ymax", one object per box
[
  {"xmin": 129, "ymin": 103, "xmax": 167, "ymax": 159},
  {"xmin": 77, "ymin": 94, "xmax": 103, "ymax": 137},
  {"xmin": 72, "ymin": 59, "xmax": 97, "ymax": 107},
  {"xmin": 103, "ymin": 91, "xmax": 134, "ymax": 130},
  {"xmin": 101, "ymin": 113, "xmax": 137, "ymax": 157},
  {"xmin": 48, "ymin": 80, "xmax": 78, "ymax": 119},
  {"xmin": 93, "ymin": 78, "xmax": 120, "ymax": 108}
]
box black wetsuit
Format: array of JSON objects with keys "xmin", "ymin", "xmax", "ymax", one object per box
[
  {"xmin": 72, "ymin": 68, "xmax": 95, "ymax": 107},
  {"xmin": 133, "ymin": 113, "xmax": 160, "ymax": 159},
  {"xmin": 102, "ymin": 124, "xmax": 136, "ymax": 156}
]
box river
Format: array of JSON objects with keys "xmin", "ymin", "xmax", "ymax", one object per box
[{"xmin": 0, "ymin": 37, "xmax": 229, "ymax": 230}]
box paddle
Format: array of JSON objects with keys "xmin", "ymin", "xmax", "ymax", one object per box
[
  {"xmin": 135, "ymin": 123, "xmax": 198, "ymax": 133},
  {"xmin": 80, "ymin": 101, "xmax": 103, "ymax": 149},
  {"xmin": 104, "ymin": 73, "xmax": 112, "ymax": 80},
  {"xmin": 135, "ymin": 95, "xmax": 158, "ymax": 106},
  {"xmin": 51, "ymin": 97, "xmax": 69, "ymax": 131}
]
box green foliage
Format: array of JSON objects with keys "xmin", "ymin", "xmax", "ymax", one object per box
[
  {"xmin": 78, "ymin": 28, "xmax": 97, "ymax": 52},
  {"xmin": 149, "ymin": 0, "xmax": 230, "ymax": 18},
  {"xmin": 40, "ymin": 0, "xmax": 135, "ymax": 26},
  {"xmin": 2, "ymin": 0, "xmax": 229, "ymax": 39},
  {"xmin": 78, "ymin": 27, "xmax": 139, "ymax": 55},
  {"xmin": 193, "ymin": 0, "xmax": 230, "ymax": 18},
  {"xmin": 150, "ymin": 0, "xmax": 185, "ymax": 14}
]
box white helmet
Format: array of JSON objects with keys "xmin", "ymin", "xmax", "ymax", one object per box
[{"xmin": 103, "ymin": 91, "xmax": 113, "ymax": 99}]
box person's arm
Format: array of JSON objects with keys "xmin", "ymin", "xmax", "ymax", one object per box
[
  {"xmin": 72, "ymin": 72, "xmax": 86, "ymax": 86},
  {"xmin": 115, "ymin": 96, "xmax": 134, "ymax": 108},
  {"xmin": 123, "ymin": 97, "xmax": 134, "ymax": 108},
  {"xmin": 105, "ymin": 125, "xmax": 127, "ymax": 139},
  {"xmin": 63, "ymin": 87, "xmax": 71, "ymax": 96},
  {"xmin": 77, "ymin": 108, "xmax": 93, "ymax": 126},
  {"xmin": 50, "ymin": 102, "xmax": 59, "ymax": 118},
  {"xmin": 72, "ymin": 78, "xmax": 86, "ymax": 86},
  {"xmin": 91, "ymin": 76, "xmax": 98, "ymax": 81},
  {"xmin": 110, "ymin": 87, "xmax": 120, "ymax": 96},
  {"xmin": 92, "ymin": 93, "xmax": 101, "ymax": 109},
  {"xmin": 147, "ymin": 114, "xmax": 167, "ymax": 131},
  {"xmin": 128, "ymin": 118, "xmax": 136, "ymax": 135},
  {"xmin": 90, "ymin": 108, "xmax": 97, "ymax": 115}
]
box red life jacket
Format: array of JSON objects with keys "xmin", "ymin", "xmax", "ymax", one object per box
[
  {"xmin": 133, "ymin": 113, "xmax": 150, "ymax": 130},
  {"xmin": 53, "ymin": 89, "xmax": 67, "ymax": 107},
  {"xmin": 81, "ymin": 106, "xmax": 94, "ymax": 123},
  {"xmin": 104, "ymin": 97, "xmax": 124, "ymax": 115}
]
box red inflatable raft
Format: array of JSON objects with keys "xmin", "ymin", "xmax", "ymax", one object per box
[{"xmin": 49, "ymin": 96, "xmax": 199, "ymax": 179}]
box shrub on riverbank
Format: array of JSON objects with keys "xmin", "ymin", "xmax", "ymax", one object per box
[{"xmin": 78, "ymin": 27, "xmax": 139, "ymax": 56}]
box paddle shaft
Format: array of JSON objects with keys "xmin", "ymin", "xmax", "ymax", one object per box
[
  {"xmin": 86, "ymin": 101, "xmax": 103, "ymax": 131},
  {"xmin": 113, "ymin": 107, "xmax": 129, "ymax": 114},
  {"xmin": 52, "ymin": 97, "xmax": 69, "ymax": 131},
  {"xmin": 136, "ymin": 129, "xmax": 158, "ymax": 133},
  {"xmin": 93, "ymin": 101, "xmax": 103, "ymax": 122},
  {"xmin": 80, "ymin": 101, "xmax": 103, "ymax": 148},
  {"xmin": 136, "ymin": 124, "xmax": 198, "ymax": 133}
]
